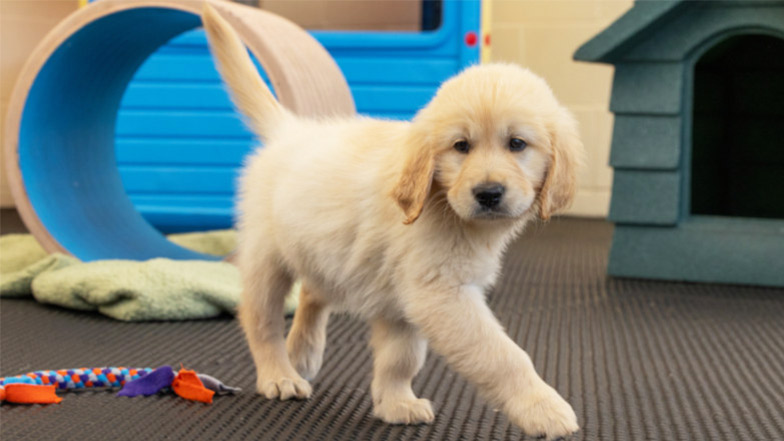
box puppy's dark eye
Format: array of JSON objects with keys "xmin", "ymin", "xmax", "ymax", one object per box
[
  {"xmin": 453, "ymin": 140, "xmax": 470, "ymax": 153},
  {"xmin": 509, "ymin": 138, "xmax": 528, "ymax": 152}
]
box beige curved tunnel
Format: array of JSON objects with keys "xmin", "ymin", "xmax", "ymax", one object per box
[{"xmin": 3, "ymin": 0, "xmax": 355, "ymax": 261}]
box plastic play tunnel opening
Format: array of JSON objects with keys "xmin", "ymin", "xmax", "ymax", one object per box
[{"xmin": 19, "ymin": 7, "xmax": 222, "ymax": 262}]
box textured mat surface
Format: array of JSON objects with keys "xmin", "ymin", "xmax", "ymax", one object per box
[{"xmin": 2, "ymin": 218, "xmax": 783, "ymax": 440}]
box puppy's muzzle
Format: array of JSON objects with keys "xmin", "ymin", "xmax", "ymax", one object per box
[{"xmin": 473, "ymin": 183, "xmax": 505, "ymax": 209}]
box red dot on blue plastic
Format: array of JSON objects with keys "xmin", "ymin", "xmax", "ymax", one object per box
[{"xmin": 465, "ymin": 31, "xmax": 478, "ymax": 47}]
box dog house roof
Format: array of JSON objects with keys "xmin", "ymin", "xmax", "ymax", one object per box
[
  {"xmin": 574, "ymin": 0, "xmax": 784, "ymax": 64},
  {"xmin": 574, "ymin": 0, "xmax": 684, "ymax": 63}
]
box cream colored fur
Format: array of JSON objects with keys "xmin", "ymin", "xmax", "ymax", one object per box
[{"xmin": 203, "ymin": 4, "xmax": 583, "ymax": 439}]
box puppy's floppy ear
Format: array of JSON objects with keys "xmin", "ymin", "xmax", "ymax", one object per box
[
  {"xmin": 537, "ymin": 108, "xmax": 584, "ymax": 220},
  {"xmin": 393, "ymin": 131, "xmax": 436, "ymax": 225}
]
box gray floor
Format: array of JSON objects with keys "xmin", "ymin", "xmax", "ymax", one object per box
[{"xmin": 1, "ymin": 216, "xmax": 783, "ymax": 440}]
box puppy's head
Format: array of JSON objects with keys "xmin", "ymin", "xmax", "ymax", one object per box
[{"xmin": 393, "ymin": 63, "xmax": 583, "ymax": 225}]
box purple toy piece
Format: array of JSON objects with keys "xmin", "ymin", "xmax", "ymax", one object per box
[{"xmin": 117, "ymin": 366, "xmax": 174, "ymax": 397}]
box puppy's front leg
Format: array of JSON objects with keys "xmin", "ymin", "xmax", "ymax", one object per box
[{"xmin": 403, "ymin": 284, "xmax": 578, "ymax": 439}]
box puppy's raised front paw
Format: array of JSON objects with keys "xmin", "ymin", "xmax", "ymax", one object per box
[
  {"xmin": 373, "ymin": 397, "xmax": 434, "ymax": 425},
  {"xmin": 508, "ymin": 385, "xmax": 578, "ymax": 440},
  {"xmin": 257, "ymin": 375, "xmax": 312, "ymax": 400}
]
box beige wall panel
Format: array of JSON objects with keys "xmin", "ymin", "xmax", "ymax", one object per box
[
  {"xmin": 491, "ymin": 0, "xmax": 633, "ymax": 217},
  {"xmin": 1, "ymin": 0, "xmax": 79, "ymax": 209}
]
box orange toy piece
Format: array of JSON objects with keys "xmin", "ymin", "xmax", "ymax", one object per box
[
  {"xmin": 172, "ymin": 367, "xmax": 214, "ymax": 404},
  {"xmin": 4, "ymin": 384, "xmax": 63, "ymax": 404}
]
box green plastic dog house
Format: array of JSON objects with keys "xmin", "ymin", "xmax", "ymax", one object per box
[{"xmin": 575, "ymin": 1, "xmax": 784, "ymax": 287}]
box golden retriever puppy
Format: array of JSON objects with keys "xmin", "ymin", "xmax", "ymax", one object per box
[{"xmin": 203, "ymin": 5, "xmax": 583, "ymax": 439}]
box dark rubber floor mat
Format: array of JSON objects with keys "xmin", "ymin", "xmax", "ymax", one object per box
[{"xmin": 2, "ymin": 218, "xmax": 783, "ymax": 440}]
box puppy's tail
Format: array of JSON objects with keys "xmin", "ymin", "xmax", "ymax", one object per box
[{"xmin": 202, "ymin": 4, "xmax": 286, "ymax": 141}]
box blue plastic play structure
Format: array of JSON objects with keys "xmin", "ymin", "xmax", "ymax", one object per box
[
  {"xmin": 18, "ymin": 7, "xmax": 220, "ymax": 261},
  {"xmin": 115, "ymin": 0, "xmax": 481, "ymax": 232}
]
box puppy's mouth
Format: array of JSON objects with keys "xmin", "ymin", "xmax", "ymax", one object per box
[{"xmin": 471, "ymin": 206, "xmax": 515, "ymax": 220}]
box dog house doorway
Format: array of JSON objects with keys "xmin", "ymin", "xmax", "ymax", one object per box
[{"xmin": 691, "ymin": 34, "xmax": 784, "ymax": 219}]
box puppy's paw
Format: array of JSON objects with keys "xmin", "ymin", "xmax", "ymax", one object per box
[
  {"xmin": 373, "ymin": 397, "xmax": 435, "ymax": 425},
  {"xmin": 287, "ymin": 341, "xmax": 324, "ymax": 381},
  {"xmin": 257, "ymin": 375, "xmax": 312, "ymax": 400},
  {"xmin": 508, "ymin": 385, "xmax": 578, "ymax": 440}
]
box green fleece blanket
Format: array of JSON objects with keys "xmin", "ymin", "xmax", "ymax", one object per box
[{"xmin": 0, "ymin": 232, "xmax": 298, "ymax": 321}]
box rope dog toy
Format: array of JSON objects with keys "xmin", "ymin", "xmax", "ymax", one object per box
[{"xmin": 0, "ymin": 365, "xmax": 239, "ymax": 405}]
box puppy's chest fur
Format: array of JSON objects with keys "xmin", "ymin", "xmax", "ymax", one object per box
[{"xmin": 283, "ymin": 206, "xmax": 513, "ymax": 321}]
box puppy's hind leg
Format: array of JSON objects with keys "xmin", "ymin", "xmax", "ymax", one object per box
[
  {"xmin": 370, "ymin": 317, "xmax": 434, "ymax": 425},
  {"xmin": 238, "ymin": 254, "xmax": 312, "ymax": 400},
  {"xmin": 286, "ymin": 283, "xmax": 330, "ymax": 380}
]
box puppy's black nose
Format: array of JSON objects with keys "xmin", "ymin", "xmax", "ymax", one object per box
[{"xmin": 473, "ymin": 183, "xmax": 505, "ymax": 209}]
